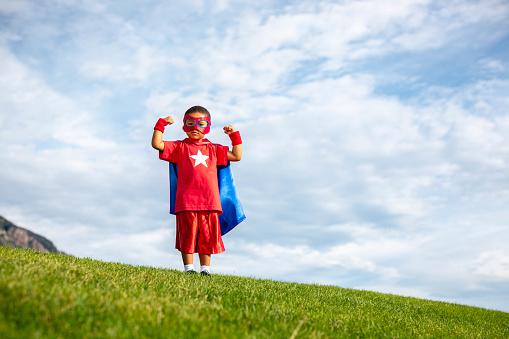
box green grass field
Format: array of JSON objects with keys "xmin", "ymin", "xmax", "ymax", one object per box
[{"xmin": 1, "ymin": 246, "xmax": 507, "ymax": 338}]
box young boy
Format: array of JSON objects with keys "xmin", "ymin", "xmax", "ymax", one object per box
[{"xmin": 151, "ymin": 106, "xmax": 242, "ymax": 276}]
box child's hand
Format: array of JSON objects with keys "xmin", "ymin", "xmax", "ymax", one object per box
[
  {"xmin": 223, "ymin": 125, "xmax": 236, "ymax": 134},
  {"xmin": 164, "ymin": 116, "xmax": 174, "ymax": 125}
]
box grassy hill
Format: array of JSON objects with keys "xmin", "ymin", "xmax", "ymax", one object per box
[{"xmin": 1, "ymin": 246, "xmax": 507, "ymax": 338}]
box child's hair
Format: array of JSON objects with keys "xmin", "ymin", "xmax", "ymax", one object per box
[{"xmin": 185, "ymin": 106, "xmax": 211, "ymax": 118}]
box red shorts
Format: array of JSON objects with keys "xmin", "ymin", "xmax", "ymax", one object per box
[{"xmin": 175, "ymin": 211, "xmax": 225, "ymax": 254}]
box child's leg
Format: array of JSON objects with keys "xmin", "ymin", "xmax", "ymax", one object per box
[
  {"xmin": 182, "ymin": 252, "xmax": 194, "ymax": 265},
  {"xmin": 199, "ymin": 253, "xmax": 211, "ymax": 274},
  {"xmin": 176, "ymin": 212, "xmax": 199, "ymax": 273},
  {"xmin": 181, "ymin": 252, "xmax": 196, "ymax": 273},
  {"xmin": 199, "ymin": 253, "xmax": 211, "ymax": 266}
]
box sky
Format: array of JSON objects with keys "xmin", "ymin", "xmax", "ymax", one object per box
[{"xmin": 1, "ymin": 0, "xmax": 508, "ymax": 312}]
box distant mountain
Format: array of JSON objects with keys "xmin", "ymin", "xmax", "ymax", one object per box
[{"xmin": 0, "ymin": 215, "xmax": 60, "ymax": 253}]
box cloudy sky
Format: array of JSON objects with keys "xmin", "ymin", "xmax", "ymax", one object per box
[{"xmin": 1, "ymin": 0, "xmax": 509, "ymax": 312}]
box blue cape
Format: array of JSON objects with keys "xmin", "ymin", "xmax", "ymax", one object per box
[{"xmin": 169, "ymin": 162, "xmax": 246, "ymax": 235}]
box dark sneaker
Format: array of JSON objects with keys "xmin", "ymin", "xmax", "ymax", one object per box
[
  {"xmin": 200, "ymin": 270, "xmax": 211, "ymax": 277},
  {"xmin": 186, "ymin": 270, "xmax": 197, "ymax": 274}
]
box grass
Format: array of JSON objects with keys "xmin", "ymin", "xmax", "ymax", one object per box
[{"xmin": 1, "ymin": 246, "xmax": 507, "ymax": 338}]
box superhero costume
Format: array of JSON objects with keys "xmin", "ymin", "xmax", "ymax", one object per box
[
  {"xmin": 157, "ymin": 116, "xmax": 245, "ymax": 246},
  {"xmin": 169, "ymin": 160, "xmax": 246, "ymax": 235},
  {"xmin": 159, "ymin": 138, "xmax": 227, "ymax": 212}
]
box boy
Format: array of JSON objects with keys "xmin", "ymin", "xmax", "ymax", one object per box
[{"xmin": 151, "ymin": 106, "xmax": 242, "ymax": 276}]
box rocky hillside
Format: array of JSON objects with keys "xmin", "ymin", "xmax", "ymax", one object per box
[{"xmin": 0, "ymin": 215, "xmax": 60, "ymax": 253}]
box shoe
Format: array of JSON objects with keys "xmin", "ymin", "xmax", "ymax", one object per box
[
  {"xmin": 200, "ymin": 270, "xmax": 211, "ymax": 277},
  {"xmin": 186, "ymin": 270, "xmax": 197, "ymax": 274}
]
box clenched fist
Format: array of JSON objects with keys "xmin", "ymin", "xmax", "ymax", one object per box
[{"xmin": 223, "ymin": 125, "xmax": 236, "ymax": 134}]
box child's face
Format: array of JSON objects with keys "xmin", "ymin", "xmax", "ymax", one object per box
[{"xmin": 184, "ymin": 112, "xmax": 209, "ymax": 139}]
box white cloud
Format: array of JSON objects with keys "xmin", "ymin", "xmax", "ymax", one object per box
[
  {"xmin": 0, "ymin": 0, "xmax": 33, "ymax": 14},
  {"xmin": 479, "ymin": 58, "xmax": 507, "ymax": 73},
  {"xmin": 468, "ymin": 250, "xmax": 509, "ymax": 280},
  {"xmin": 0, "ymin": 38, "xmax": 165, "ymax": 240},
  {"xmin": 0, "ymin": 44, "xmax": 107, "ymax": 147},
  {"xmin": 79, "ymin": 45, "xmax": 172, "ymax": 84}
]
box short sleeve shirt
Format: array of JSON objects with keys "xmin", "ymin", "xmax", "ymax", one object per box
[{"xmin": 159, "ymin": 138, "xmax": 228, "ymax": 213}]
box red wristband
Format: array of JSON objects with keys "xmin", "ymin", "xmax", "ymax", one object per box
[
  {"xmin": 229, "ymin": 131, "xmax": 242, "ymax": 146},
  {"xmin": 154, "ymin": 118, "xmax": 168, "ymax": 133}
]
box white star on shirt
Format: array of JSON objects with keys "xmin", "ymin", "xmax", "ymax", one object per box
[{"xmin": 189, "ymin": 150, "xmax": 209, "ymax": 167}]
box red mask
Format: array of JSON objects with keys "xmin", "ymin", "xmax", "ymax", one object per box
[{"xmin": 182, "ymin": 114, "xmax": 211, "ymax": 134}]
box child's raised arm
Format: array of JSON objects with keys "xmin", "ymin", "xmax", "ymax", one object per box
[
  {"xmin": 151, "ymin": 116, "xmax": 174, "ymax": 151},
  {"xmin": 224, "ymin": 125, "xmax": 242, "ymax": 161}
]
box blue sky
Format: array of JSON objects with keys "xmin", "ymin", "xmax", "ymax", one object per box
[{"xmin": 1, "ymin": 0, "xmax": 509, "ymax": 312}]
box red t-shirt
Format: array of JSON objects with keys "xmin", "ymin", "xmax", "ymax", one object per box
[{"xmin": 159, "ymin": 138, "xmax": 228, "ymax": 213}]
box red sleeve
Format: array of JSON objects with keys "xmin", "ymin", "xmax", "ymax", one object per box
[
  {"xmin": 216, "ymin": 145, "xmax": 229, "ymax": 166},
  {"xmin": 159, "ymin": 141, "xmax": 180, "ymax": 163}
]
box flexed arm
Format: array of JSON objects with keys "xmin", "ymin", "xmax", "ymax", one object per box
[
  {"xmin": 151, "ymin": 116, "xmax": 174, "ymax": 151},
  {"xmin": 224, "ymin": 125, "xmax": 242, "ymax": 161}
]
